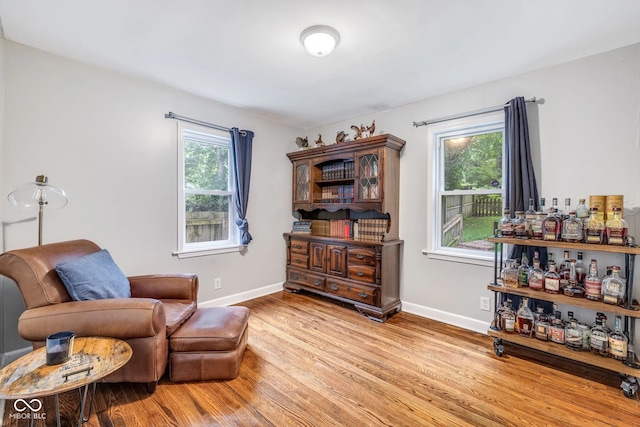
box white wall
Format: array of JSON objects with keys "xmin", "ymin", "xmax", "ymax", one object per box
[
  {"xmin": 1, "ymin": 41, "xmax": 297, "ymax": 352},
  {"xmin": 308, "ymin": 42, "xmax": 640, "ymax": 333}
]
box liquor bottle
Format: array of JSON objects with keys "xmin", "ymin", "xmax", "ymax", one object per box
[
  {"xmin": 597, "ymin": 313, "xmax": 612, "ymax": 334},
  {"xmin": 584, "ymin": 259, "xmax": 602, "ymax": 301},
  {"xmin": 499, "ymin": 209, "xmax": 513, "ymax": 238},
  {"xmin": 542, "ymin": 205, "xmax": 562, "ymax": 241},
  {"xmin": 544, "ymin": 261, "xmax": 561, "ymax": 294},
  {"xmin": 575, "ymin": 198, "xmax": 590, "ymax": 220},
  {"xmin": 584, "ymin": 207, "xmax": 605, "ymax": 244},
  {"xmin": 565, "ymin": 318, "xmax": 583, "ymax": 351},
  {"xmin": 575, "ymin": 252, "xmax": 586, "ymax": 284},
  {"xmin": 535, "ymin": 313, "xmax": 550, "ymax": 341},
  {"xmin": 516, "ymin": 297, "xmax": 534, "ymax": 338},
  {"xmin": 561, "ymin": 211, "xmax": 583, "ymax": 243},
  {"xmin": 517, "ymin": 252, "xmax": 530, "ymax": 287},
  {"xmin": 531, "ymin": 211, "xmax": 545, "ymax": 240},
  {"xmin": 500, "ymin": 259, "xmax": 518, "ymax": 288},
  {"xmin": 525, "ymin": 198, "xmax": 537, "ymax": 238},
  {"xmin": 590, "ymin": 316, "xmax": 609, "ymax": 357},
  {"xmin": 548, "ymin": 305, "xmax": 566, "ymax": 344},
  {"xmin": 513, "ymin": 211, "xmax": 527, "ymax": 239},
  {"xmin": 605, "ymin": 207, "xmax": 628, "ymax": 246},
  {"xmin": 528, "ymin": 257, "xmax": 545, "ymax": 291},
  {"xmin": 602, "ymin": 265, "xmax": 625, "ymax": 305},
  {"xmin": 609, "ymin": 315, "xmax": 628, "ymax": 361},
  {"xmin": 500, "ymin": 299, "xmax": 516, "ymax": 333},
  {"xmin": 558, "ymin": 251, "xmax": 571, "ymax": 288},
  {"xmin": 563, "ymin": 260, "xmax": 584, "ymax": 297}
]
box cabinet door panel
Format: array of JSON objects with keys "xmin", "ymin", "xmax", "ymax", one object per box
[
  {"xmin": 327, "ymin": 245, "xmax": 347, "ymax": 277},
  {"xmin": 309, "ymin": 242, "xmax": 326, "ymax": 273}
]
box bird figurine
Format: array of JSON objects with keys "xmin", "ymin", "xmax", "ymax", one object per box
[
  {"xmin": 315, "ymin": 134, "xmax": 324, "ymax": 147},
  {"xmin": 364, "ymin": 120, "xmax": 375, "ymax": 138},
  {"xmin": 336, "ymin": 131, "xmax": 348, "ymax": 143},
  {"xmin": 295, "ymin": 136, "xmax": 309, "ymax": 150},
  {"xmin": 350, "ymin": 124, "xmax": 363, "ymax": 140}
]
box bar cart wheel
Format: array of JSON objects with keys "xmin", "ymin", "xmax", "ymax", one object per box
[
  {"xmin": 493, "ymin": 338, "xmax": 504, "ymax": 357},
  {"xmin": 621, "ymin": 375, "xmax": 638, "ymax": 399}
]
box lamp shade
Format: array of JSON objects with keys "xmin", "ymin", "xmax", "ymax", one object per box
[
  {"xmin": 8, "ymin": 175, "xmax": 68, "ymax": 245},
  {"xmin": 8, "ymin": 175, "xmax": 68, "ymax": 209},
  {"xmin": 300, "ymin": 25, "xmax": 340, "ymax": 57}
]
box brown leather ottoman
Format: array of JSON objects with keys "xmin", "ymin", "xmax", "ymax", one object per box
[{"xmin": 169, "ymin": 306, "xmax": 249, "ymax": 382}]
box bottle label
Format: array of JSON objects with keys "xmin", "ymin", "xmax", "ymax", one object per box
[
  {"xmin": 518, "ymin": 271, "xmax": 529, "ymax": 286},
  {"xmin": 528, "ymin": 274, "xmax": 544, "ymax": 290},
  {"xmin": 606, "ymin": 227, "xmax": 626, "ymax": 245},
  {"xmin": 543, "ymin": 219, "xmax": 560, "ymax": 240},
  {"xmin": 549, "ymin": 326, "xmax": 565, "ymax": 344},
  {"xmin": 609, "ymin": 338, "xmax": 627, "ymax": 358},
  {"xmin": 545, "ymin": 278, "xmax": 560, "ymax": 292},
  {"xmin": 504, "ymin": 318, "xmax": 515, "ymax": 332},
  {"xmin": 586, "ymin": 229, "xmax": 603, "ymax": 244},
  {"xmin": 590, "ymin": 335, "xmax": 607, "ymax": 351},
  {"xmin": 584, "ymin": 278, "xmax": 602, "ymax": 298}
]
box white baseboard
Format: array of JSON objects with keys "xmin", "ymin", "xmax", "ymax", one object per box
[
  {"xmin": 401, "ymin": 301, "xmax": 488, "ymax": 335},
  {"xmin": 198, "ymin": 282, "xmax": 283, "ymax": 308}
]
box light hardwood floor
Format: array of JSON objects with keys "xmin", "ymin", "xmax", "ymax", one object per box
[{"xmin": 3, "ymin": 291, "xmax": 640, "ymax": 426}]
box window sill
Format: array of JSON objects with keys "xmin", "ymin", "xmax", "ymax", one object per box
[
  {"xmin": 173, "ymin": 245, "xmax": 245, "ymax": 259},
  {"xmin": 422, "ymin": 248, "xmax": 495, "ymax": 268}
]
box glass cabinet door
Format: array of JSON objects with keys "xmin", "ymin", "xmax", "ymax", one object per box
[
  {"xmin": 357, "ymin": 151, "xmax": 381, "ymax": 201},
  {"xmin": 294, "ymin": 162, "xmax": 310, "ymax": 203}
]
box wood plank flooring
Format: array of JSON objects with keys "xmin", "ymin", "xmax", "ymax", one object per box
[{"xmin": 3, "ymin": 291, "xmax": 639, "ymax": 426}]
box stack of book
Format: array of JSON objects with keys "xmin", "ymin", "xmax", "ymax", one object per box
[
  {"xmin": 291, "ymin": 221, "xmax": 312, "ymax": 234},
  {"xmin": 356, "ymin": 219, "xmax": 388, "ymax": 241}
]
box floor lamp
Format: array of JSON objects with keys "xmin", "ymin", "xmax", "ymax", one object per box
[{"xmin": 8, "ymin": 175, "xmax": 68, "ymax": 246}]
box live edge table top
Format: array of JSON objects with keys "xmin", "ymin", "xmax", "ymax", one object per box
[{"xmin": 0, "ymin": 337, "xmax": 132, "ymax": 399}]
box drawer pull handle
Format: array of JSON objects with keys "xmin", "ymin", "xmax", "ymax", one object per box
[
  {"xmin": 356, "ymin": 271, "xmax": 364, "ymax": 277},
  {"xmin": 313, "ymin": 280, "xmax": 321, "ymax": 286},
  {"xmin": 295, "ymin": 245, "xmax": 302, "ymax": 249},
  {"xmin": 356, "ymin": 254, "xmax": 365, "ymax": 259},
  {"xmin": 291, "ymin": 274, "xmax": 299, "ymax": 280},
  {"xmin": 296, "ymin": 259, "xmax": 302, "ymax": 263},
  {"xmin": 358, "ymin": 292, "xmax": 368, "ymax": 299},
  {"xmin": 330, "ymin": 284, "xmax": 339, "ymax": 291}
]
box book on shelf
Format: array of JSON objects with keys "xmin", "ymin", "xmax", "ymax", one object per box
[
  {"xmin": 291, "ymin": 220, "xmax": 312, "ymax": 234},
  {"xmin": 356, "ymin": 219, "xmax": 388, "ymax": 242}
]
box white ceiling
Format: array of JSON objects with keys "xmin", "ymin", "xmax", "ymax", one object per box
[{"xmin": 1, "ymin": 1, "xmax": 640, "ymax": 130}]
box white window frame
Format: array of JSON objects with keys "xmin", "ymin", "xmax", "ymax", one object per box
[
  {"xmin": 424, "ymin": 111, "xmax": 505, "ymax": 266},
  {"xmin": 174, "ymin": 122, "xmax": 241, "ymax": 258}
]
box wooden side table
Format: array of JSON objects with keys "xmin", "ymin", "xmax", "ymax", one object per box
[{"xmin": 0, "ymin": 337, "xmax": 132, "ymax": 427}]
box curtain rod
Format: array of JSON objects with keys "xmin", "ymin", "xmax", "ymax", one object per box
[
  {"xmin": 164, "ymin": 112, "xmax": 246, "ymax": 135},
  {"xmin": 412, "ymin": 97, "xmax": 537, "ymax": 128}
]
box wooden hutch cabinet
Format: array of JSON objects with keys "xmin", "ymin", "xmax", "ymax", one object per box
[{"xmin": 283, "ymin": 134, "xmax": 405, "ymax": 321}]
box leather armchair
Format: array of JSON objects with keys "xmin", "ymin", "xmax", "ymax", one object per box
[{"xmin": 0, "ymin": 239, "xmax": 198, "ymax": 393}]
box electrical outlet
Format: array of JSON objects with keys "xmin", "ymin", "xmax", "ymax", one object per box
[
  {"xmin": 480, "ymin": 296, "xmax": 491, "ymax": 312},
  {"xmin": 214, "ymin": 278, "xmax": 222, "ymax": 290}
]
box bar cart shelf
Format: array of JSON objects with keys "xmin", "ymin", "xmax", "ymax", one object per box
[{"xmin": 487, "ymin": 237, "xmax": 640, "ymax": 398}]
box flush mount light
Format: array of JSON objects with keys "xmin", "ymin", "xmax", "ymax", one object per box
[{"xmin": 300, "ymin": 25, "xmax": 340, "ymax": 57}]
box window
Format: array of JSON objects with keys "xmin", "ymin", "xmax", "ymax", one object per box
[
  {"xmin": 426, "ymin": 112, "xmax": 504, "ymax": 265},
  {"xmin": 176, "ymin": 123, "xmax": 238, "ymax": 257}
]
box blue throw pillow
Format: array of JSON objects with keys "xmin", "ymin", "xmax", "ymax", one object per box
[{"xmin": 56, "ymin": 249, "xmax": 131, "ymax": 301}]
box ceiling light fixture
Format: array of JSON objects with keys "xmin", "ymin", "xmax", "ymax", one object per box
[{"xmin": 300, "ymin": 25, "xmax": 340, "ymax": 57}]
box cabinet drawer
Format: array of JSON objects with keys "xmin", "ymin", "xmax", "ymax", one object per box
[
  {"xmin": 288, "ymin": 269, "xmax": 325, "ymax": 290},
  {"xmin": 348, "ymin": 248, "xmax": 376, "ymax": 267},
  {"xmin": 290, "ymin": 239, "xmax": 309, "ymax": 254},
  {"xmin": 347, "ymin": 265, "xmax": 376, "ymax": 284},
  {"xmin": 326, "ymin": 279, "xmax": 379, "ymax": 305},
  {"xmin": 290, "ymin": 253, "xmax": 309, "ymax": 268}
]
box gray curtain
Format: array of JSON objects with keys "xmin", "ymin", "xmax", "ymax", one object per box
[
  {"xmin": 230, "ymin": 128, "xmax": 254, "ymax": 245},
  {"xmin": 504, "ymin": 97, "xmax": 539, "ymax": 215},
  {"xmin": 504, "ymin": 97, "xmax": 549, "ymax": 311}
]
